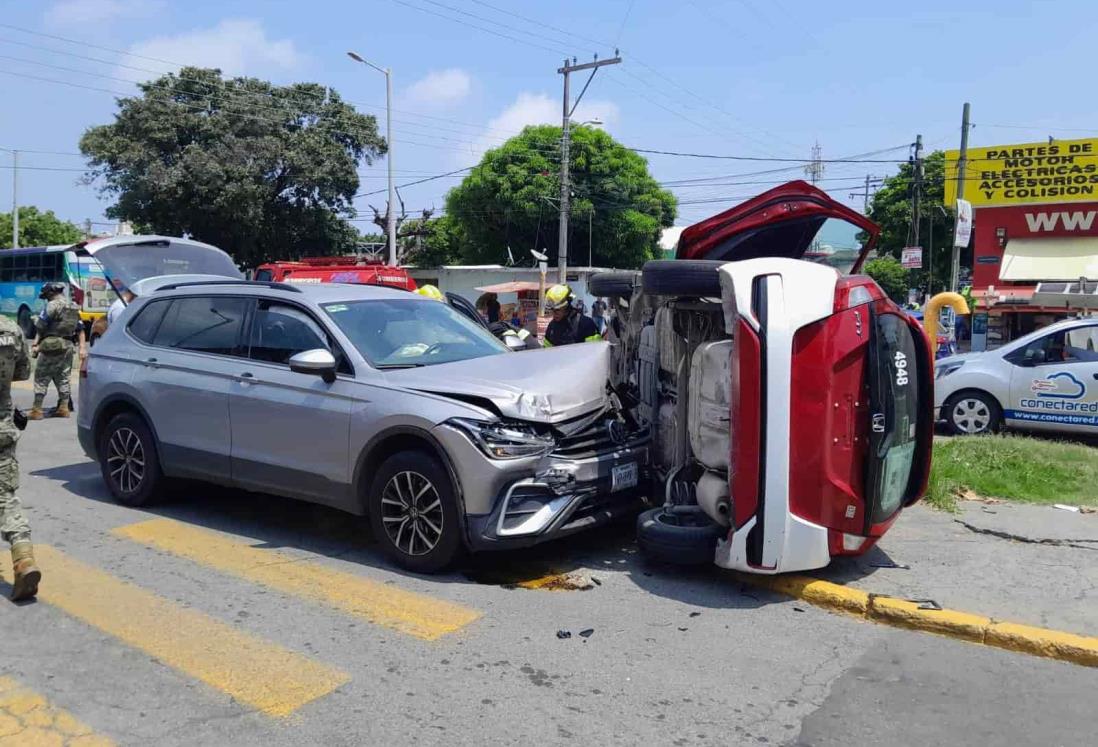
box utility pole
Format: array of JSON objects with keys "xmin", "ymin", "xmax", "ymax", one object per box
[
  {"xmin": 911, "ymin": 134, "xmax": 923, "ymax": 250},
  {"xmin": 849, "ymin": 174, "xmax": 880, "ymax": 213},
  {"xmin": 84, "ymin": 219, "xmax": 92, "ymax": 239},
  {"xmin": 951, "ymin": 102, "xmax": 971, "ymax": 292},
  {"xmin": 804, "ymin": 141, "xmax": 825, "ymax": 184},
  {"xmin": 10, "ymin": 150, "xmax": 17, "ymax": 249},
  {"xmin": 557, "ymin": 53, "xmax": 621, "ymax": 283},
  {"xmin": 588, "ymin": 209, "xmax": 593, "ymax": 268}
]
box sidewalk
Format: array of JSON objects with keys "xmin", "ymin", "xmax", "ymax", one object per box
[{"xmin": 816, "ymin": 502, "xmax": 1097, "ymax": 638}]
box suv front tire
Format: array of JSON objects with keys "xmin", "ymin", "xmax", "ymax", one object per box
[{"xmin": 367, "ymin": 450, "xmax": 463, "ymax": 573}]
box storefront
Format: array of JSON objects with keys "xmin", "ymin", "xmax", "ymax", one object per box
[{"xmin": 946, "ymin": 137, "xmax": 1098, "ymax": 350}]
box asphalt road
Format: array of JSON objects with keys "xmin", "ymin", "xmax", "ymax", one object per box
[{"xmin": 1, "ymin": 385, "xmax": 1094, "ymax": 746}]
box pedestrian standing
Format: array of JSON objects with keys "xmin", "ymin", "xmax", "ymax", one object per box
[
  {"xmin": 29, "ymin": 283, "xmax": 86, "ymax": 420},
  {"xmin": 592, "ymin": 297, "xmax": 608, "ymax": 334},
  {"xmin": 0, "ymin": 314, "xmax": 41, "ymax": 600}
]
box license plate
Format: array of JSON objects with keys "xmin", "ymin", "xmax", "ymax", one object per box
[{"xmin": 611, "ymin": 462, "xmax": 638, "ymax": 492}]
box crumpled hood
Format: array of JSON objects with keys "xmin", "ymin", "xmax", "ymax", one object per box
[{"xmin": 389, "ymin": 343, "xmax": 611, "ymax": 423}]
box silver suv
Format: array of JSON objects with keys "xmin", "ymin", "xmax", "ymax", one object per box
[{"xmin": 78, "ymin": 275, "xmax": 648, "ymax": 572}]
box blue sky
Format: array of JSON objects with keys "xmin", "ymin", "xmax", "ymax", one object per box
[{"xmin": 3, "ymin": 0, "xmax": 1097, "ymax": 237}]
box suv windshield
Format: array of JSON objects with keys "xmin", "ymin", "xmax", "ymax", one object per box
[{"xmin": 322, "ymin": 298, "xmax": 507, "ymax": 368}]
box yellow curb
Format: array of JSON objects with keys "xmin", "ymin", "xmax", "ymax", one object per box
[
  {"xmin": 985, "ymin": 622, "xmax": 1098, "ymax": 668},
  {"xmin": 868, "ymin": 596, "xmax": 990, "ymax": 643},
  {"xmin": 734, "ymin": 573, "xmax": 1098, "ymax": 668},
  {"xmin": 740, "ymin": 574, "xmax": 869, "ymax": 617}
]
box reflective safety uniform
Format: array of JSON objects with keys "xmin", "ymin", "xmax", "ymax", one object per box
[{"xmin": 543, "ymin": 311, "xmax": 601, "ymax": 347}]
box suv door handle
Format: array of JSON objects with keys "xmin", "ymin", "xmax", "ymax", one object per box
[
  {"xmin": 145, "ymin": 357, "xmax": 158, "ymax": 367},
  {"xmin": 240, "ymin": 372, "xmax": 254, "ymax": 378}
]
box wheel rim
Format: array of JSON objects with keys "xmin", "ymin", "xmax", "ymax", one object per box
[
  {"xmin": 380, "ymin": 471, "xmax": 444, "ymax": 557},
  {"xmin": 107, "ymin": 427, "xmax": 146, "ymax": 494},
  {"xmin": 952, "ymin": 398, "xmax": 991, "ymax": 434}
]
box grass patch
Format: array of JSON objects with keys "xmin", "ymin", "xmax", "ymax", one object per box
[{"xmin": 927, "ymin": 434, "xmax": 1098, "ymax": 511}]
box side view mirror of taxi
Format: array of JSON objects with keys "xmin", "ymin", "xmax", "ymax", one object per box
[{"xmin": 289, "ymin": 349, "xmax": 337, "ymax": 383}]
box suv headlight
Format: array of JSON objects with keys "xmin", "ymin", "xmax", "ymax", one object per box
[
  {"xmin": 448, "ymin": 418, "xmax": 556, "ymax": 459},
  {"xmin": 935, "ymin": 360, "xmax": 965, "ymax": 379}
]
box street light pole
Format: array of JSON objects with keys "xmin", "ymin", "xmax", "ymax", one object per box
[
  {"xmin": 10, "ymin": 149, "xmax": 17, "ymax": 249},
  {"xmin": 347, "ymin": 51, "xmax": 396, "ymax": 266}
]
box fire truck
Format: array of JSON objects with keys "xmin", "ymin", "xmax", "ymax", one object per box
[{"xmin": 252, "ymin": 257, "xmax": 417, "ymax": 291}]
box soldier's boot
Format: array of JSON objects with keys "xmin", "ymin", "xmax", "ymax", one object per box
[
  {"xmin": 54, "ymin": 401, "xmax": 70, "ymax": 418},
  {"xmin": 28, "ymin": 397, "xmax": 44, "ymax": 421},
  {"xmin": 10, "ymin": 541, "xmax": 41, "ymax": 601}
]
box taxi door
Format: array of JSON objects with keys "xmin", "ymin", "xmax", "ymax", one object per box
[{"xmin": 1007, "ymin": 323, "xmax": 1098, "ymax": 435}]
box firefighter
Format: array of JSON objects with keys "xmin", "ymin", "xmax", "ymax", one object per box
[{"xmin": 543, "ymin": 284, "xmax": 600, "ymax": 347}]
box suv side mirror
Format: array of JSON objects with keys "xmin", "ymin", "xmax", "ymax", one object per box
[{"xmin": 289, "ymin": 349, "xmax": 337, "ymax": 383}]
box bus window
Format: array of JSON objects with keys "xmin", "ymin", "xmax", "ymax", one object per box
[{"xmin": 0, "ymin": 256, "xmax": 11, "ymax": 283}]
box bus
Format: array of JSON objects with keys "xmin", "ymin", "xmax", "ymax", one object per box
[{"xmin": 0, "ymin": 245, "xmax": 115, "ymax": 338}]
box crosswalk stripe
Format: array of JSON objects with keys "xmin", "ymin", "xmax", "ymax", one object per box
[
  {"xmin": 0, "ymin": 675, "xmax": 115, "ymax": 746},
  {"xmin": 6, "ymin": 546, "xmax": 349, "ymax": 718},
  {"xmin": 114, "ymin": 518, "xmax": 481, "ymax": 641}
]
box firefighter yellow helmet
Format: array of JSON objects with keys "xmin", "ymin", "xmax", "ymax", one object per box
[
  {"xmin": 545, "ymin": 283, "xmax": 573, "ymax": 311},
  {"xmin": 414, "ymin": 284, "xmax": 444, "ymax": 301}
]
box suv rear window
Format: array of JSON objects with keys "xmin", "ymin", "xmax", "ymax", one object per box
[
  {"xmin": 865, "ymin": 312, "xmax": 922, "ymax": 524},
  {"xmin": 153, "ymin": 296, "xmax": 248, "ymax": 356}
]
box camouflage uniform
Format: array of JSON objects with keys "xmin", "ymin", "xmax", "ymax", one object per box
[
  {"xmin": 32, "ymin": 296, "xmax": 80, "ymax": 411},
  {"xmin": 0, "ymin": 315, "xmax": 30, "ymax": 545}
]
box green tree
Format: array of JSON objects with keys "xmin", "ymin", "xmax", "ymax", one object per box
[
  {"xmin": 445, "ymin": 124, "xmax": 676, "ymax": 268},
  {"xmin": 80, "ymin": 67, "xmax": 385, "ymax": 267},
  {"xmin": 0, "ymin": 207, "xmax": 83, "ymax": 249},
  {"xmin": 866, "ymin": 150, "xmax": 959, "ymax": 294},
  {"xmin": 863, "ymin": 256, "xmax": 910, "ymax": 303}
]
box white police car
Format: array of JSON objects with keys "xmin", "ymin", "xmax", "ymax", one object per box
[{"xmin": 935, "ymin": 317, "xmax": 1098, "ymax": 435}]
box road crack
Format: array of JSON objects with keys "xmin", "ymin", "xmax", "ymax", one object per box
[{"xmin": 953, "ymin": 519, "xmax": 1098, "ymax": 551}]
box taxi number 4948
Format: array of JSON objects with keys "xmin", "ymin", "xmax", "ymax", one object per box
[{"xmin": 894, "ymin": 351, "xmax": 909, "ymax": 387}]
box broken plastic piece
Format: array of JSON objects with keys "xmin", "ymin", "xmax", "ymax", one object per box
[
  {"xmin": 578, "ymin": 628, "xmax": 594, "ymax": 638},
  {"xmin": 556, "ymin": 630, "xmax": 572, "ymax": 639}
]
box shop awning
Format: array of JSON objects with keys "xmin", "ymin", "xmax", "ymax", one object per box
[
  {"xmin": 1000, "ymin": 237, "xmax": 1098, "ymax": 281},
  {"xmin": 474, "ymin": 281, "xmax": 542, "ymax": 293}
]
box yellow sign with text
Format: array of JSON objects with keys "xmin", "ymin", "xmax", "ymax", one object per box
[{"xmin": 944, "ymin": 137, "xmax": 1098, "ymax": 207}]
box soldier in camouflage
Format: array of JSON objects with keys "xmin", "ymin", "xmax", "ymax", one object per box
[
  {"xmin": 29, "ymin": 282, "xmax": 86, "ymax": 420},
  {"xmin": 0, "ymin": 314, "xmax": 41, "ymax": 600}
]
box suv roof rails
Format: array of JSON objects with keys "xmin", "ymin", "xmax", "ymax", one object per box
[{"xmin": 155, "ymin": 280, "xmax": 303, "ymax": 293}]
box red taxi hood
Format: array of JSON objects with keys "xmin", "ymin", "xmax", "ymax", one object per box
[{"xmin": 675, "ymin": 180, "xmax": 879, "ymax": 272}]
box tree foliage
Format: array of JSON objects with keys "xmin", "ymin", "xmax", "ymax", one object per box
[
  {"xmin": 867, "ymin": 150, "xmax": 960, "ymax": 294},
  {"xmin": 863, "ymin": 256, "xmax": 910, "ymax": 303},
  {"xmin": 445, "ymin": 125, "xmax": 676, "ymax": 268},
  {"xmin": 80, "ymin": 67, "xmax": 385, "ymax": 267},
  {"xmin": 0, "ymin": 207, "xmax": 83, "ymax": 249}
]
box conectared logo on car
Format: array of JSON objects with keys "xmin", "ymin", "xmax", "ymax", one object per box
[{"xmin": 1031, "ymin": 372, "xmax": 1087, "ymax": 400}]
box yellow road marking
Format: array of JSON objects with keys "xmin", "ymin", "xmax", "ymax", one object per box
[
  {"xmin": 3, "ymin": 547, "xmax": 349, "ymax": 718},
  {"xmin": 0, "ymin": 674, "xmax": 115, "ymax": 746},
  {"xmin": 114, "ymin": 518, "xmax": 481, "ymax": 641}
]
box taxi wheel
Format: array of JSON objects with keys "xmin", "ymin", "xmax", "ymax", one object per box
[{"xmin": 945, "ymin": 391, "xmax": 1001, "ymax": 436}]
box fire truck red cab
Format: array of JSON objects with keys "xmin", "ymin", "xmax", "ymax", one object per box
[{"xmin": 253, "ymin": 257, "xmax": 417, "ymax": 291}]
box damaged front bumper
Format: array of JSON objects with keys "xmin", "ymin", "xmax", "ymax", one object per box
[{"xmin": 434, "ymin": 419, "xmax": 649, "ymax": 551}]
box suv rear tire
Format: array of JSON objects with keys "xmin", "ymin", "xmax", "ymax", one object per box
[
  {"xmin": 98, "ymin": 412, "xmax": 165, "ymax": 507},
  {"xmin": 368, "ymin": 450, "xmax": 463, "ymax": 573},
  {"xmin": 590, "ymin": 271, "xmax": 639, "ymax": 298},
  {"xmin": 636, "ymin": 505, "xmax": 725, "ymax": 565},
  {"xmin": 642, "ymin": 260, "xmax": 725, "ymax": 297}
]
